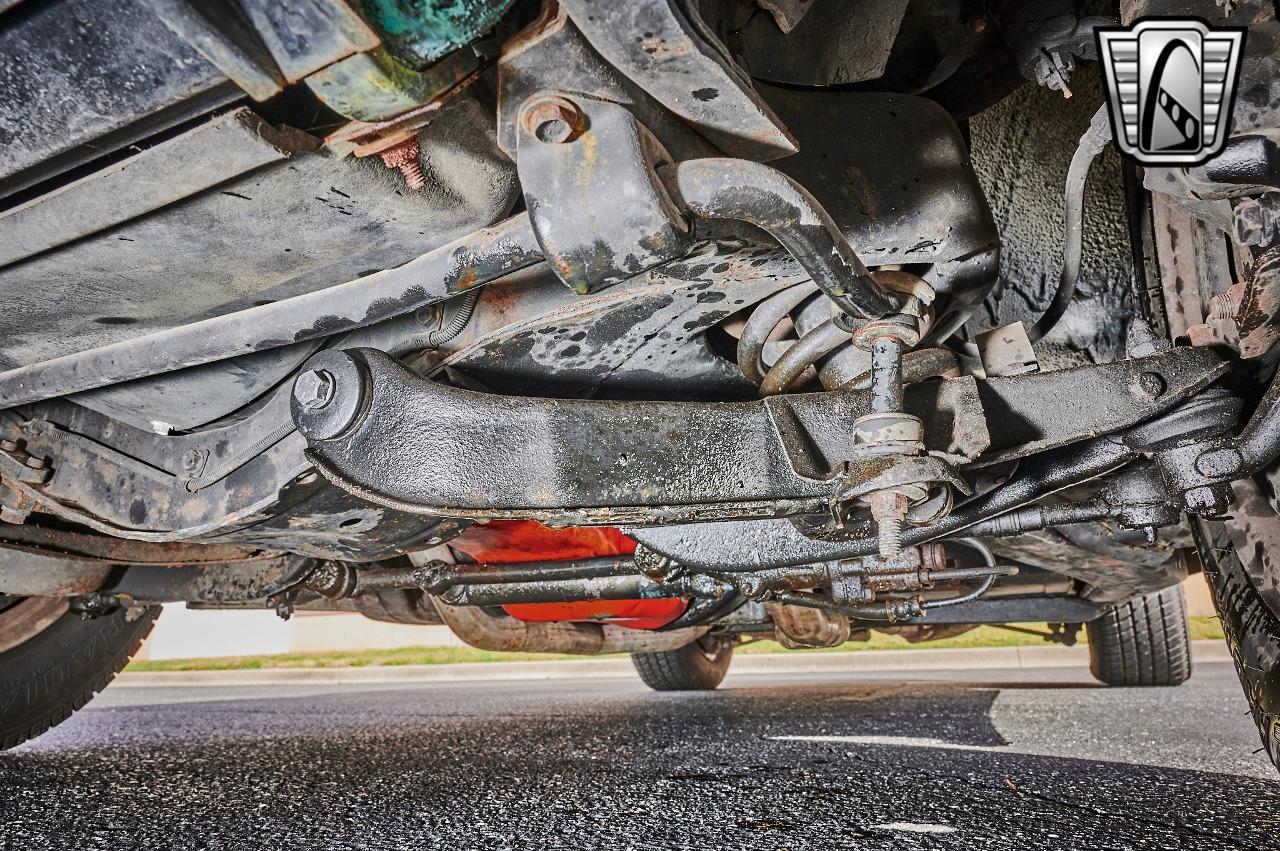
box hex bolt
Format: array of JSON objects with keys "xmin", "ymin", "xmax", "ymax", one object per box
[
  {"xmin": 23, "ymin": 456, "xmax": 46, "ymax": 470},
  {"xmin": 379, "ymin": 138, "xmax": 426, "ymax": 190},
  {"xmin": 868, "ymin": 490, "xmax": 909, "ymax": 558},
  {"xmin": 293, "ymin": 369, "xmax": 335, "ymax": 411},
  {"xmin": 520, "ymin": 96, "xmax": 583, "ymax": 144},
  {"xmin": 0, "ymin": 439, "xmax": 16, "ymax": 453}
]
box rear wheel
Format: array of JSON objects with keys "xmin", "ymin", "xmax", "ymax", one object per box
[
  {"xmin": 0, "ymin": 597, "xmax": 159, "ymax": 750},
  {"xmin": 1086, "ymin": 585, "xmax": 1192, "ymax": 687},
  {"xmin": 631, "ymin": 635, "xmax": 734, "ymax": 691}
]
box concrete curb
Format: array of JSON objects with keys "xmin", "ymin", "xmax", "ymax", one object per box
[{"xmin": 116, "ymin": 640, "xmax": 1231, "ymax": 688}]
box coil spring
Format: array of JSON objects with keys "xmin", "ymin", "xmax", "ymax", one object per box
[{"xmin": 736, "ymin": 283, "xmax": 960, "ymax": 396}]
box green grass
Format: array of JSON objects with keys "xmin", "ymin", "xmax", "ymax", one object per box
[{"xmin": 125, "ymin": 616, "xmax": 1225, "ymax": 673}]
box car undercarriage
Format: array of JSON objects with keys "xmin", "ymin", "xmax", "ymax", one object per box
[{"xmin": 1, "ymin": 0, "xmax": 1280, "ymax": 767}]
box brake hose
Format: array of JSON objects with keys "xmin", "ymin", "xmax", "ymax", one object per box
[{"xmin": 1028, "ymin": 103, "xmax": 1113, "ymax": 342}]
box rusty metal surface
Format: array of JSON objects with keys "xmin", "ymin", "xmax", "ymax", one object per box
[
  {"xmin": 661, "ymin": 159, "xmax": 897, "ymax": 321},
  {"xmin": 495, "ymin": 4, "xmax": 716, "ymax": 162},
  {"xmin": 0, "ymin": 551, "xmax": 111, "ymax": 597},
  {"xmin": 1237, "ymin": 249, "xmax": 1280, "ymax": 358},
  {"xmin": 432, "ymin": 597, "xmax": 707, "ymax": 654},
  {"xmin": 1153, "ymin": 194, "xmax": 1214, "ymax": 339},
  {"xmin": 106, "ymin": 556, "xmax": 315, "ymax": 604},
  {"xmin": 558, "ymin": 0, "xmax": 797, "ymax": 162},
  {"xmin": 0, "ymin": 524, "xmax": 275, "ymax": 565},
  {"xmin": 766, "ymin": 601, "xmax": 851, "ymax": 648},
  {"xmin": 0, "ymin": 0, "xmax": 239, "ymax": 198}
]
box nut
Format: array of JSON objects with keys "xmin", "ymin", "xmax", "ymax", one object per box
[{"xmin": 520, "ymin": 96, "xmax": 584, "ymax": 144}]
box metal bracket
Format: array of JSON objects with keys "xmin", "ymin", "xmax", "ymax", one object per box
[{"xmin": 517, "ymin": 95, "xmax": 691, "ymax": 294}]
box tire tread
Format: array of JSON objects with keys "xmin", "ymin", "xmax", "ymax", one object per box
[{"xmin": 1087, "ymin": 585, "xmax": 1191, "ymax": 687}]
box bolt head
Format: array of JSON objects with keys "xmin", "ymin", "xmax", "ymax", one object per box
[{"xmin": 293, "ymin": 370, "xmax": 335, "ymax": 410}]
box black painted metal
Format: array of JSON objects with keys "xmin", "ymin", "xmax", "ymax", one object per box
[
  {"xmin": 296, "ymin": 346, "xmax": 1224, "ymax": 527},
  {"xmin": 660, "ymin": 159, "xmax": 899, "ymax": 321},
  {"xmin": 628, "ymin": 432, "xmax": 1144, "ymax": 572}
]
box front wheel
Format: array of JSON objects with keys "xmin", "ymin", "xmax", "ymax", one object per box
[
  {"xmin": 0, "ymin": 597, "xmax": 159, "ymax": 750},
  {"xmin": 1086, "ymin": 585, "xmax": 1192, "ymax": 687},
  {"xmin": 631, "ymin": 635, "xmax": 734, "ymax": 691}
]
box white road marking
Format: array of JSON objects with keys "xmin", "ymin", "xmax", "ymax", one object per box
[
  {"xmin": 872, "ymin": 822, "xmax": 959, "ymax": 834},
  {"xmin": 769, "ymin": 734, "xmax": 1010, "ymax": 754}
]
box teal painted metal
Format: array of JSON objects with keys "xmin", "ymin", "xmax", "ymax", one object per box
[{"xmin": 356, "ymin": 0, "xmax": 516, "ymax": 68}]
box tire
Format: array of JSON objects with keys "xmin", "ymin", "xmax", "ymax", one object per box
[
  {"xmin": 631, "ymin": 635, "xmax": 734, "ymax": 691},
  {"xmin": 0, "ymin": 601, "xmax": 159, "ymax": 750},
  {"xmin": 1086, "ymin": 585, "xmax": 1192, "ymax": 687},
  {"xmin": 1191, "ymin": 520, "xmax": 1280, "ymax": 771}
]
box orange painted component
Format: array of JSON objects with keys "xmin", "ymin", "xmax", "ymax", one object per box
[
  {"xmin": 502, "ymin": 598, "xmax": 687, "ymax": 630},
  {"xmin": 448, "ymin": 519, "xmax": 636, "ymax": 563},
  {"xmin": 447, "ymin": 520, "xmax": 685, "ymax": 630}
]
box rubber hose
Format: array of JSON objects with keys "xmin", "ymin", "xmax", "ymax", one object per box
[
  {"xmin": 425, "ymin": 289, "xmax": 481, "ymax": 348},
  {"xmin": 1028, "ymin": 104, "xmax": 1113, "ymax": 343}
]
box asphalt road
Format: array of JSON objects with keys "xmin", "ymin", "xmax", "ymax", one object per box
[{"xmin": 0, "ymin": 661, "xmax": 1277, "ymax": 850}]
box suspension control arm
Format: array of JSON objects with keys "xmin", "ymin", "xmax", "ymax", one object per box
[{"xmin": 292, "ymin": 346, "xmax": 1224, "ymax": 527}]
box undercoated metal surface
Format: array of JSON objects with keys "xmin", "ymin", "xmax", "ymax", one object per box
[
  {"xmin": 0, "ymin": 214, "xmax": 543, "ymax": 408},
  {"xmin": 0, "ymin": 96, "xmax": 520, "ymax": 429},
  {"xmin": 517, "ymin": 97, "xmax": 690, "ymax": 294},
  {"xmin": 661, "ymin": 159, "xmax": 897, "ymax": 321},
  {"xmin": 628, "ymin": 433, "xmax": 1144, "ymax": 571},
  {"xmin": 297, "ymin": 346, "xmax": 1222, "ymax": 525},
  {"xmin": 558, "ymin": 0, "xmax": 797, "ymax": 161},
  {"xmin": 0, "ymin": 109, "xmax": 318, "ymax": 269},
  {"xmin": 0, "ymin": 0, "xmax": 238, "ymax": 198},
  {"xmin": 495, "ymin": 4, "xmax": 717, "ymax": 163}
]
